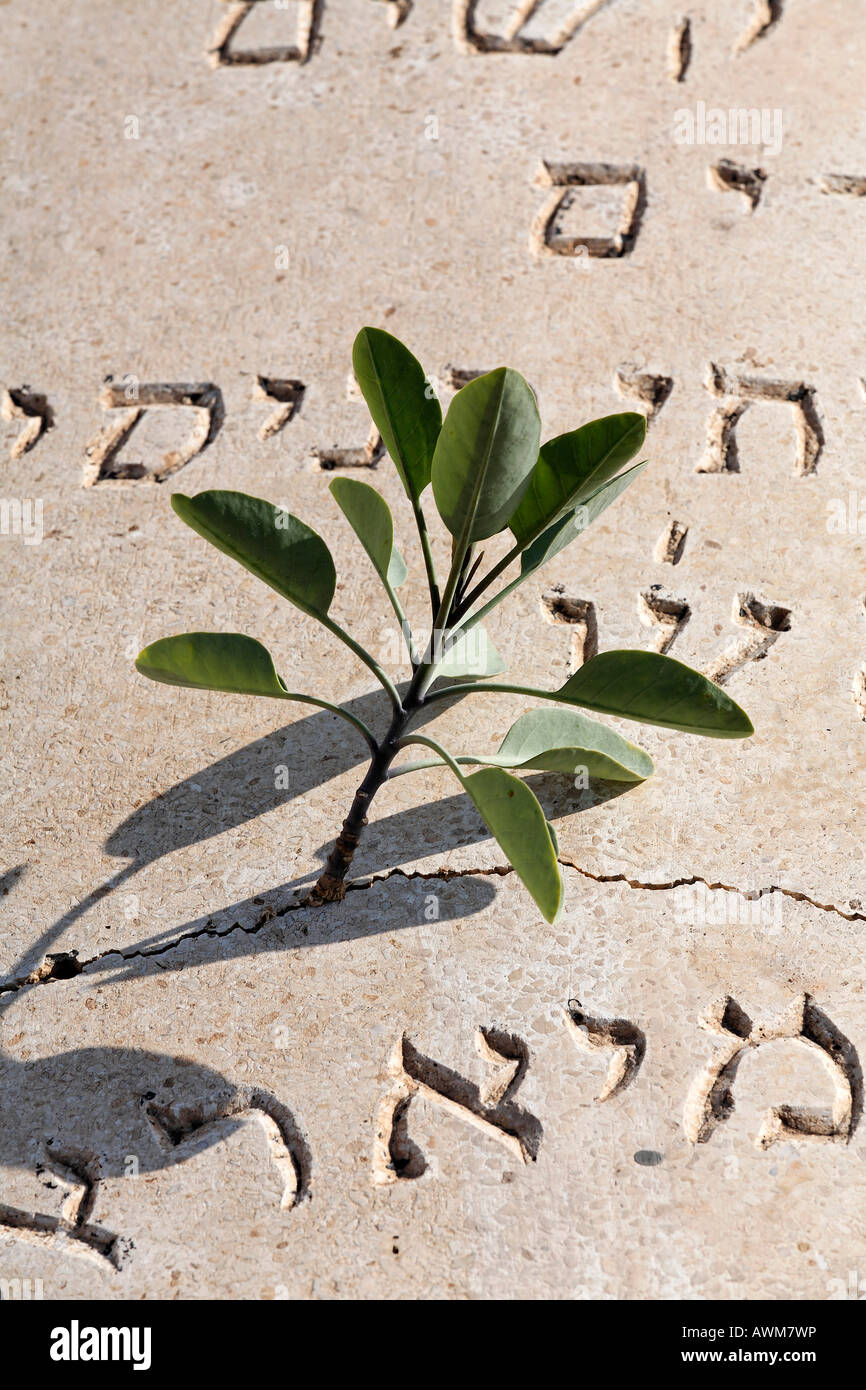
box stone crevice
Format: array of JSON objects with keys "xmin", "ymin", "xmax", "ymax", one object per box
[{"xmin": 0, "ymin": 860, "xmax": 862, "ymax": 1006}]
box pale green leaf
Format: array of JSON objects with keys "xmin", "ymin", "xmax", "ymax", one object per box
[
  {"xmin": 474, "ymin": 707, "xmax": 653, "ymax": 780},
  {"xmin": 136, "ymin": 632, "xmax": 294, "ymax": 699},
  {"xmin": 437, "ymin": 625, "xmax": 506, "ymax": 678},
  {"xmin": 462, "ymin": 767, "xmax": 563, "ymax": 923},
  {"xmin": 519, "ymin": 459, "xmax": 648, "ymax": 579}
]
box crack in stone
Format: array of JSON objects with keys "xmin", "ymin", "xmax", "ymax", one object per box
[
  {"xmin": 556, "ymin": 858, "xmax": 866, "ymax": 924},
  {"xmin": 1, "ymin": 862, "xmax": 861, "ymax": 1005}
]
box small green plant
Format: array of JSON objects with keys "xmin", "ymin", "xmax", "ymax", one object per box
[{"xmin": 136, "ymin": 328, "xmax": 752, "ymax": 923}]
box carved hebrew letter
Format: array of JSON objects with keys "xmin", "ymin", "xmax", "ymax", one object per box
[
  {"xmin": 145, "ymin": 1085, "xmax": 307, "ymax": 1210},
  {"xmin": 707, "ymin": 159, "xmax": 766, "ymax": 212},
  {"xmin": 697, "ymin": 363, "xmax": 823, "ymax": 476},
  {"xmin": 703, "ymin": 590, "xmax": 791, "ymax": 685},
  {"xmin": 253, "ymin": 374, "xmax": 306, "ymax": 440},
  {"xmin": 540, "ymin": 585, "xmax": 598, "ymax": 673},
  {"xmin": 313, "ymin": 372, "xmax": 383, "ymax": 470},
  {"xmin": 667, "ymin": 16, "xmax": 691, "ymax": 81},
  {"xmin": 531, "ymin": 160, "xmax": 645, "ymax": 260},
  {"xmin": 734, "ymin": 0, "xmax": 783, "ymax": 55},
  {"xmin": 373, "ymin": 1030, "xmax": 540, "ymax": 1184},
  {"xmin": 454, "ymin": 0, "xmax": 617, "ymax": 55},
  {"xmin": 82, "ymin": 380, "xmax": 223, "ymax": 486},
  {"xmin": 1, "ymin": 386, "xmax": 53, "ymax": 461},
  {"xmin": 614, "ymin": 365, "xmax": 673, "ymax": 422},
  {"xmin": 653, "ymin": 519, "xmax": 689, "ymax": 565},
  {"xmin": 444, "ymin": 365, "xmax": 485, "ymax": 391},
  {"xmin": 0, "ymin": 1145, "xmax": 129, "ymax": 1271},
  {"xmin": 638, "ymin": 586, "xmax": 690, "ymax": 654},
  {"xmin": 562, "ymin": 1001, "xmax": 645, "ymax": 1100},
  {"xmin": 820, "ymin": 174, "xmax": 866, "ymax": 197},
  {"xmin": 208, "ymin": 0, "xmax": 322, "ymax": 68},
  {"xmin": 376, "ymin": 0, "xmax": 413, "ymax": 28},
  {"xmin": 684, "ymin": 994, "xmax": 860, "ymax": 1148}
]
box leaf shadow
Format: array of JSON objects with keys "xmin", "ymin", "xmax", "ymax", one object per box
[
  {"xmin": 69, "ymin": 775, "xmax": 630, "ymax": 988},
  {"xmin": 4, "ymin": 685, "xmax": 440, "ymax": 983},
  {"xmin": 88, "ymin": 873, "xmax": 502, "ymax": 989},
  {"xmin": 2, "ymin": 676, "xmax": 635, "ymax": 995}
]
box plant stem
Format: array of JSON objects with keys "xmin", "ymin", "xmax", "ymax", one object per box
[
  {"xmin": 307, "ymin": 658, "xmax": 432, "ymax": 904},
  {"xmin": 279, "ymin": 693, "xmax": 379, "ymax": 756},
  {"xmin": 381, "ymin": 578, "xmax": 420, "ymax": 668},
  {"xmin": 388, "ymin": 754, "xmax": 479, "ymax": 777},
  {"xmin": 308, "ymin": 532, "xmax": 490, "ymax": 902},
  {"xmin": 319, "ymin": 613, "xmax": 403, "ymax": 713},
  {"xmin": 454, "ymin": 540, "xmax": 520, "ymax": 619},
  {"xmin": 413, "ymin": 501, "xmax": 441, "ymax": 621},
  {"xmin": 423, "ymin": 680, "xmax": 548, "ymax": 706}
]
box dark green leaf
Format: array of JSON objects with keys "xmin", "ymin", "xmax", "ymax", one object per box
[
  {"xmin": 330, "ymin": 476, "xmax": 407, "ymax": 589},
  {"xmin": 510, "ymin": 412, "xmax": 646, "ymax": 547},
  {"xmin": 136, "ymin": 632, "xmax": 293, "ymax": 698},
  {"xmin": 554, "ymin": 650, "xmax": 754, "ymax": 738},
  {"xmin": 352, "ymin": 327, "xmax": 441, "ymax": 504},
  {"xmin": 172, "ymin": 490, "xmax": 335, "ymax": 620},
  {"xmin": 432, "ymin": 368, "xmax": 541, "ymax": 542},
  {"xmin": 519, "ymin": 459, "xmax": 648, "ymax": 579}
]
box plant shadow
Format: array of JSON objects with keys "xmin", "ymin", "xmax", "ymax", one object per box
[
  {"xmin": 69, "ymin": 775, "xmax": 629, "ymax": 992},
  {"xmin": 2, "ymin": 679, "xmax": 634, "ymax": 994}
]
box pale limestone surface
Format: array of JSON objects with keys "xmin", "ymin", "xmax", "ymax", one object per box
[
  {"xmin": 1, "ymin": 0, "xmax": 865, "ymax": 1298},
  {"xmin": 1, "ymin": 875, "xmax": 865, "ymax": 1300}
]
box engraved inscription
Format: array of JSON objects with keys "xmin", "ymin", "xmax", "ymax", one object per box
[
  {"xmin": 697, "ymin": 363, "xmax": 823, "ymax": 476},
  {"xmin": 703, "ymin": 590, "xmax": 791, "ymax": 685},
  {"xmin": 82, "ymin": 380, "xmax": 223, "ymax": 487},
  {"xmin": 253, "ymin": 374, "xmax": 306, "ymax": 441},
  {"xmin": 373, "ymin": 1030, "xmax": 540, "ymax": 1184},
  {"xmin": 208, "ymin": 0, "xmax": 322, "ymax": 68},
  {"xmin": 707, "ymin": 159, "xmax": 766, "ymax": 212},
  {"xmin": 453, "ymin": 0, "xmax": 617, "ymax": 56},
  {"xmin": 0, "ymin": 385, "xmax": 53, "ymax": 461},
  {"xmin": 562, "ymin": 1000, "xmax": 646, "ymax": 1101},
  {"xmin": 541, "ymin": 584, "xmax": 598, "ymax": 672},
  {"xmin": 531, "ymin": 161, "xmax": 646, "ymax": 260},
  {"xmin": 614, "ymin": 364, "xmax": 673, "ymax": 422},
  {"xmin": 654, "ymin": 519, "xmax": 689, "ymax": 565},
  {"xmin": 820, "ymin": 174, "xmax": 866, "ymax": 198},
  {"xmin": 684, "ymin": 994, "xmax": 860, "ymax": 1148},
  {"xmin": 638, "ymin": 585, "xmax": 691, "ymax": 655},
  {"xmin": 734, "ymin": 0, "xmax": 783, "ymax": 56},
  {"xmin": 668, "ymin": 15, "xmax": 692, "ymax": 82}
]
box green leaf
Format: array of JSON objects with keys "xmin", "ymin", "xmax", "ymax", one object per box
[
  {"xmin": 431, "ymin": 368, "xmax": 541, "ymax": 542},
  {"xmin": 554, "ymin": 650, "xmax": 754, "ymax": 738},
  {"xmin": 462, "ymin": 767, "xmax": 563, "ymax": 923},
  {"xmin": 136, "ymin": 631, "xmax": 380, "ymax": 750},
  {"xmin": 519, "ymin": 459, "xmax": 648, "ymax": 579},
  {"xmin": 330, "ymin": 477, "xmax": 407, "ymax": 589},
  {"xmin": 352, "ymin": 327, "xmax": 442, "ymax": 504},
  {"xmin": 136, "ymin": 632, "xmax": 294, "ymax": 698},
  {"xmin": 510, "ymin": 413, "xmax": 646, "ymax": 547},
  {"xmin": 470, "ymin": 707, "xmax": 653, "ymax": 780},
  {"xmin": 172, "ymin": 490, "xmax": 335, "ymax": 620},
  {"xmin": 437, "ymin": 625, "xmax": 506, "ymax": 678}
]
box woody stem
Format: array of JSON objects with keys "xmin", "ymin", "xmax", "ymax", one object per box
[{"xmin": 307, "ymin": 674, "xmax": 427, "ymax": 905}]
